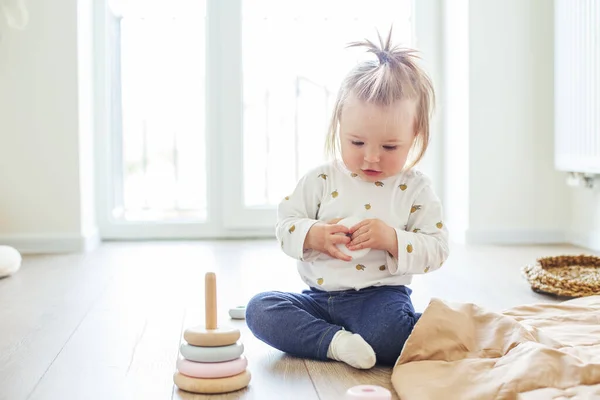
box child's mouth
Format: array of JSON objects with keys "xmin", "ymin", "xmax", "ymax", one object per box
[{"xmin": 362, "ymin": 169, "xmax": 382, "ymax": 176}]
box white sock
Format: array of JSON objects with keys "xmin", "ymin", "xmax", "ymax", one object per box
[{"xmin": 326, "ymin": 330, "xmax": 376, "ymax": 369}]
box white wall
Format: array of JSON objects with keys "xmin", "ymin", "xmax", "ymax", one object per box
[
  {"xmin": 443, "ymin": 0, "xmax": 571, "ymax": 245},
  {"xmin": 1, "ymin": 0, "xmax": 592, "ymax": 253},
  {"xmin": 442, "ymin": 0, "xmax": 469, "ymax": 243},
  {"xmin": 0, "ymin": 0, "xmax": 97, "ymax": 253},
  {"xmin": 569, "ymin": 188, "xmax": 600, "ymax": 251}
]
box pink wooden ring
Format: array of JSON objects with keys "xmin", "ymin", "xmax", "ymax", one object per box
[
  {"xmin": 345, "ymin": 385, "xmax": 392, "ymax": 399},
  {"xmin": 177, "ymin": 356, "xmax": 248, "ymax": 379}
]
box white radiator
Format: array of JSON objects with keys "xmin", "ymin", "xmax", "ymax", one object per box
[{"xmin": 554, "ymin": 0, "xmax": 600, "ymax": 174}]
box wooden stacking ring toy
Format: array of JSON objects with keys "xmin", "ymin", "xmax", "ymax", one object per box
[
  {"xmin": 180, "ymin": 341, "xmax": 244, "ymax": 363},
  {"xmin": 183, "ymin": 272, "xmax": 241, "ymax": 346},
  {"xmin": 177, "ymin": 356, "xmax": 248, "ymax": 378},
  {"xmin": 175, "ymin": 272, "xmax": 250, "ymax": 394},
  {"xmin": 173, "ymin": 370, "xmax": 251, "ymax": 394},
  {"xmin": 345, "ymin": 385, "xmax": 392, "ymax": 399}
]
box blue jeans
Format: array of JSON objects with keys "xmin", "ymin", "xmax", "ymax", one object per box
[{"xmin": 245, "ymin": 285, "xmax": 421, "ymax": 366}]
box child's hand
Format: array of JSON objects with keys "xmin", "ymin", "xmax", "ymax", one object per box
[
  {"xmin": 304, "ymin": 220, "xmax": 352, "ymax": 261},
  {"xmin": 347, "ymin": 219, "xmax": 396, "ymax": 254}
]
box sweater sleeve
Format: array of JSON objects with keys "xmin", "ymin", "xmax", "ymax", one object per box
[
  {"xmin": 386, "ymin": 183, "xmax": 449, "ymax": 275},
  {"xmin": 275, "ymin": 170, "xmax": 325, "ymax": 262}
]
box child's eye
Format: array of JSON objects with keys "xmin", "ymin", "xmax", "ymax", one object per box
[
  {"xmin": 351, "ymin": 141, "xmax": 364, "ymax": 146},
  {"xmin": 383, "ymin": 145, "xmax": 397, "ymax": 151}
]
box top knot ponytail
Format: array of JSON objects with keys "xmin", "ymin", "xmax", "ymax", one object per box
[
  {"xmin": 347, "ymin": 27, "xmax": 413, "ymax": 68},
  {"xmin": 342, "ymin": 26, "xmax": 428, "ymax": 105}
]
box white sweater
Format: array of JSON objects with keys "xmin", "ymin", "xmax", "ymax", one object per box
[{"xmin": 276, "ymin": 160, "xmax": 449, "ymax": 291}]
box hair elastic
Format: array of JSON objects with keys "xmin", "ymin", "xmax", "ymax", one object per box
[{"xmin": 377, "ymin": 51, "xmax": 391, "ymax": 65}]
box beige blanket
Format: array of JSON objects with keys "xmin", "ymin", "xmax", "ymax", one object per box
[{"xmin": 392, "ymin": 296, "xmax": 600, "ymax": 399}]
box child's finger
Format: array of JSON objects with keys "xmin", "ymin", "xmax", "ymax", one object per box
[
  {"xmin": 349, "ymin": 238, "xmax": 372, "ymax": 250},
  {"xmin": 350, "ymin": 226, "xmax": 369, "ymax": 240},
  {"xmin": 356, "ymin": 231, "xmax": 370, "ymax": 242},
  {"xmin": 328, "ymin": 245, "xmax": 352, "ymax": 261},
  {"xmin": 349, "ymin": 232, "xmax": 370, "ymax": 246},
  {"xmin": 331, "ymin": 234, "xmax": 351, "ymax": 245},
  {"xmin": 348, "ymin": 235, "xmax": 369, "ymax": 247},
  {"xmin": 349, "ymin": 220, "xmax": 370, "ymax": 233},
  {"xmin": 328, "ymin": 224, "xmax": 350, "ymax": 235}
]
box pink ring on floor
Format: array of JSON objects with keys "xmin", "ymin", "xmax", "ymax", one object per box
[
  {"xmin": 345, "ymin": 385, "xmax": 392, "ymax": 399},
  {"xmin": 177, "ymin": 356, "xmax": 248, "ymax": 379}
]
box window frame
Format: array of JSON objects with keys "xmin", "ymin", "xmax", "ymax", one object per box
[{"xmin": 93, "ymin": 0, "xmax": 440, "ymax": 240}]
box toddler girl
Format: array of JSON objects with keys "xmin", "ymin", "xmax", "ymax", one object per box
[{"xmin": 246, "ymin": 30, "xmax": 449, "ymax": 369}]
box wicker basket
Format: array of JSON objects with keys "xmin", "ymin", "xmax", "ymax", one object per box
[{"xmin": 522, "ymin": 255, "xmax": 600, "ymax": 298}]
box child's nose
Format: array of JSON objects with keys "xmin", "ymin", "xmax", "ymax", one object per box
[{"xmin": 364, "ymin": 148, "xmax": 380, "ymax": 163}]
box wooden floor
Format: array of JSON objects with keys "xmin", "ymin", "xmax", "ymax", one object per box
[{"xmin": 0, "ymin": 240, "xmax": 596, "ymax": 400}]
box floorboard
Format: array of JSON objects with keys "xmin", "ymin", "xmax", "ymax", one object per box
[
  {"xmin": 0, "ymin": 240, "xmax": 595, "ymax": 400},
  {"xmin": 0, "ymin": 252, "xmax": 115, "ymax": 400}
]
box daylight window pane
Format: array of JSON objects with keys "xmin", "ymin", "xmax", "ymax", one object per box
[
  {"xmin": 242, "ymin": 0, "xmax": 413, "ymax": 207},
  {"xmin": 118, "ymin": 0, "xmax": 207, "ymax": 221}
]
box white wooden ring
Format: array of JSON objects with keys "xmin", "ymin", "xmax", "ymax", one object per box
[{"xmin": 336, "ymin": 216, "xmax": 371, "ymax": 259}]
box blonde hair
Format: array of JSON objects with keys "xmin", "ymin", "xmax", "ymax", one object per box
[{"xmin": 325, "ymin": 28, "xmax": 435, "ymax": 169}]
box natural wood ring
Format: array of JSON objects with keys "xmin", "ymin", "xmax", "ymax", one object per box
[
  {"xmin": 173, "ymin": 370, "xmax": 251, "ymax": 394},
  {"xmin": 183, "ymin": 326, "xmax": 241, "ymax": 347}
]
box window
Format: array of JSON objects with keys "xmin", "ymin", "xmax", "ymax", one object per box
[
  {"xmin": 242, "ymin": 1, "xmax": 414, "ymax": 207},
  {"xmin": 95, "ymin": 0, "xmax": 423, "ymax": 239},
  {"xmin": 114, "ymin": 0, "xmax": 207, "ymax": 222}
]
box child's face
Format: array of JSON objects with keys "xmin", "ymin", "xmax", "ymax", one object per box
[{"xmin": 339, "ymin": 94, "xmax": 417, "ymax": 181}]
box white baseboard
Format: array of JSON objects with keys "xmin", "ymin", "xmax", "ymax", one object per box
[
  {"xmin": 465, "ymin": 229, "xmax": 566, "ymax": 245},
  {"xmin": 566, "ymin": 230, "xmax": 600, "ymax": 252},
  {"xmin": 3, "ymin": 228, "xmax": 596, "ymax": 253},
  {"xmin": 0, "ymin": 229, "xmax": 101, "ymax": 254}
]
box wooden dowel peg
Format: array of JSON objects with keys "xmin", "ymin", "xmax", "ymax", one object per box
[{"xmin": 205, "ymin": 272, "xmax": 217, "ymax": 329}]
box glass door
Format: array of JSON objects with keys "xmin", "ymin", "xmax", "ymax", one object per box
[
  {"xmin": 96, "ymin": 0, "xmax": 420, "ymax": 238},
  {"xmin": 95, "ymin": 0, "xmax": 216, "ymax": 239},
  {"xmin": 118, "ymin": 1, "xmax": 207, "ymax": 223}
]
